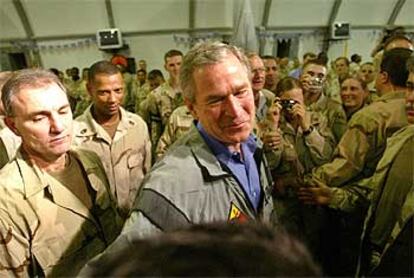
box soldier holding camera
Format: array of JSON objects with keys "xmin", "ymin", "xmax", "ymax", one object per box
[
  {"xmin": 268, "ymin": 77, "xmax": 335, "ymax": 261},
  {"xmin": 300, "ymin": 59, "xmax": 347, "ymax": 143}
]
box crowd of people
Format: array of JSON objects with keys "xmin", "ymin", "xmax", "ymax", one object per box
[{"xmin": 0, "ymin": 28, "xmax": 412, "ymax": 277}]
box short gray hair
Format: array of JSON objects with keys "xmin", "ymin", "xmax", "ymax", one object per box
[
  {"xmin": 180, "ymin": 41, "xmax": 251, "ymax": 103},
  {"xmin": 1, "ymin": 68, "xmax": 66, "ymax": 116}
]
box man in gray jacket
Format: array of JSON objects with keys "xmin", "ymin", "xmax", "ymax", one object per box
[{"xmin": 81, "ymin": 41, "xmax": 277, "ymax": 273}]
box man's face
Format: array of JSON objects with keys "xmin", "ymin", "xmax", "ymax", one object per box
[
  {"xmin": 88, "ymin": 73, "xmax": 124, "ymax": 118},
  {"xmin": 137, "ymin": 71, "xmax": 146, "ymax": 83},
  {"xmin": 406, "ymin": 72, "xmax": 414, "ymax": 124},
  {"xmin": 165, "ymin": 55, "xmax": 182, "ymax": 80},
  {"xmin": 138, "ymin": 60, "xmax": 147, "ymax": 70},
  {"xmin": 249, "ymin": 56, "xmax": 265, "ymax": 94},
  {"xmin": 149, "ymin": 76, "xmax": 163, "ymax": 91},
  {"xmin": 263, "ymin": 58, "xmax": 279, "ymax": 87},
  {"xmin": 186, "ymin": 54, "xmax": 255, "ymax": 147},
  {"xmin": 280, "ymin": 87, "xmax": 304, "ymax": 121},
  {"xmin": 300, "ymin": 64, "xmax": 326, "ymax": 94},
  {"xmin": 6, "ymin": 83, "xmax": 73, "ymax": 162},
  {"xmin": 340, "ymin": 78, "xmax": 367, "ymax": 111},
  {"xmin": 335, "ymin": 59, "xmax": 349, "ymax": 78},
  {"xmin": 358, "ymin": 64, "xmax": 375, "ymax": 84}
]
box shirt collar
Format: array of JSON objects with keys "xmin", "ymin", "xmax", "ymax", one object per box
[{"xmin": 196, "ymin": 122, "xmax": 257, "ymax": 164}]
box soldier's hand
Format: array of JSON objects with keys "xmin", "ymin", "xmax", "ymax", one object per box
[
  {"xmin": 263, "ymin": 130, "xmax": 282, "ymax": 150},
  {"xmin": 297, "ymin": 183, "xmax": 333, "ymax": 206},
  {"xmin": 291, "ymin": 103, "xmax": 311, "ymax": 131}
]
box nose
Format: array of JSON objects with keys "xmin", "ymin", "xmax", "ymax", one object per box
[
  {"xmin": 50, "ymin": 114, "xmax": 65, "ymax": 133},
  {"xmin": 224, "ymin": 94, "xmax": 242, "ymax": 117},
  {"xmin": 108, "ymin": 91, "xmax": 117, "ymax": 102}
]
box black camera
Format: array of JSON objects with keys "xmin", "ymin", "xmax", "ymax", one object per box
[{"xmin": 279, "ymin": 99, "xmax": 298, "ymax": 110}]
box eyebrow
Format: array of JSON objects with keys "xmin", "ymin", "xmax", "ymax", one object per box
[{"xmin": 27, "ymin": 104, "xmax": 71, "ymax": 117}]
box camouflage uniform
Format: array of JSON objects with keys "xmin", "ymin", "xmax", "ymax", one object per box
[
  {"xmin": 147, "ymin": 82, "xmax": 184, "ymax": 155},
  {"xmin": 311, "ymin": 91, "xmax": 408, "ymax": 188},
  {"xmin": 121, "ymin": 72, "xmax": 136, "ymax": 112},
  {"xmin": 0, "ymin": 149, "xmax": 122, "ymax": 277},
  {"xmin": 307, "ymin": 94, "xmax": 347, "ymax": 143},
  {"xmin": 325, "ymin": 126, "xmax": 414, "ymax": 276},
  {"xmin": 74, "ymin": 106, "xmax": 152, "ymax": 217},
  {"xmin": 358, "ymin": 126, "xmax": 414, "ymax": 276},
  {"xmin": 311, "ymin": 91, "xmax": 408, "ymax": 275},
  {"xmin": 155, "ymin": 105, "xmax": 193, "ymax": 160},
  {"xmin": 133, "ymin": 81, "xmax": 151, "ymax": 115},
  {"xmin": 270, "ymin": 111, "xmax": 335, "ymax": 259}
]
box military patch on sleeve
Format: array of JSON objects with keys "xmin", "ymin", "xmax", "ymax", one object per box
[{"xmin": 228, "ymin": 202, "xmax": 249, "ymax": 223}]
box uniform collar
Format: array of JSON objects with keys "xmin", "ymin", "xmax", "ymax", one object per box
[
  {"xmin": 76, "ymin": 105, "xmax": 136, "ymax": 142},
  {"xmin": 377, "ymin": 91, "xmax": 406, "ymax": 101},
  {"xmin": 19, "ymin": 149, "xmax": 111, "ymax": 220}
]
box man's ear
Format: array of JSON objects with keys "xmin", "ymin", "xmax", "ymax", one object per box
[
  {"xmin": 184, "ymin": 98, "xmax": 198, "ymax": 120},
  {"xmin": 378, "ymin": 71, "xmax": 389, "ymax": 85},
  {"xmin": 5, "ymin": 117, "xmax": 20, "ymax": 137}
]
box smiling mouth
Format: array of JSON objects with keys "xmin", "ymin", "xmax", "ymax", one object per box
[{"xmin": 50, "ymin": 135, "xmax": 68, "ymax": 144}]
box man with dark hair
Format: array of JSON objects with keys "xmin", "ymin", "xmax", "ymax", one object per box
[
  {"xmin": 89, "ymin": 222, "xmax": 321, "ymax": 277},
  {"xmin": 261, "ymin": 55, "xmax": 279, "ymax": 93},
  {"xmin": 135, "ymin": 69, "xmax": 165, "ymax": 123},
  {"xmin": 74, "ymin": 61, "xmax": 151, "ymax": 218},
  {"xmin": 358, "ymin": 62, "xmax": 378, "ymax": 102},
  {"xmin": 146, "ymin": 49, "xmax": 184, "ymax": 156},
  {"xmin": 0, "ymin": 69, "xmax": 122, "ymax": 276},
  {"xmin": 299, "ymin": 48, "xmax": 412, "ymax": 275},
  {"xmin": 300, "ymin": 58, "xmax": 347, "ymax": 143},
  {"xmin": 355, "ymin": 54, "xmax": 414, "ymax": 277},
  {"xmin": 80, "ymin": 41, "xmax": 277, "ymax": 275},
  {"xmin": 325, "ymin": 56, "xmax": 351, "ymax": 103},
  {"xmin": 289, "ymin": 52, "xmax": 317, "ymax": 79}
]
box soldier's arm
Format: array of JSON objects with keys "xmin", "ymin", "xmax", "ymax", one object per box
[
  {"xmin": 155, "ymin": 114, "xmax": 178, "ymax": 160},
  {"xmin": 331, "ymin": 111, "xmax": 348, "ymax": 143},
  {"xmin": 298, "ymin": 177, "xmax": 371, "ymax": 213},
  {"xmin": 311, "ymin": 127, "xmax": 370, "ymax": 187},
  {"xmin": 304, "ymin": 122, "xmax": 336, "ymax": 166}
]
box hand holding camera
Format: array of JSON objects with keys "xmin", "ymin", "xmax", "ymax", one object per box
[{"xmin": 279, "ymin": 99, "xmax": 311, "ymax": 131}]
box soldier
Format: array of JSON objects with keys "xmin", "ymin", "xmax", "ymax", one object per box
[
  {"xmin": 261, "ymin": 55, "xmax": 280, "ymax": 93},
  {"xmin": 339, "ymin": 76, "xmax": 369, "ymax": 120},
  {"xmin": 300, "ymin": 52, "xmax": 414, "ymax": 278},
  {"xmin": 147, "ymin": 50, "xmax": 184, "ymax": 153},
  {"xmin": 270, "ymin": 77, "xmax": 335, "ymax": 262},
  {"xmin": 135, "ymin": 69, "xmax": 165, "ymax": 122},
  {"xmin": 357, "ymin": 62, "xmax": 378, "ymax": 103},
  {"xmin": 74, "ymin": 61, "xmax": 151, "ymax": 218},
  {"xmin": 300, "ymin": 48, "xmax": 412, "ymax": 276},
  {"xmin": 300, "ymin": 58, "xmax": 347, "ymax": 143},
  {"xmin": 155, "ymin": 105, "xmax": 193, "ymax": 160},
  {"xmin": 81, "ymin": 41, "xmax": 277, "ymax": 275},
  {"xmin": 0, "ymin": 69, "xmax": 122, "ymax": 276}
]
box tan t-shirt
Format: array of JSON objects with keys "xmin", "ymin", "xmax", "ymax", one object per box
[{"xmin": 49, "ymin": 154, "xmax": 92, "ymax": 210}]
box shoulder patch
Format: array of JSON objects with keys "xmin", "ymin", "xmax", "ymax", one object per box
[{"xmin": 228, "ymin": 202, "xmax": 249, "ymax": 223}]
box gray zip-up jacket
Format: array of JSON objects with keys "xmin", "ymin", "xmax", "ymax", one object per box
[{"xmin": 80, "ymin": 125, "xmax": 278, "ymax": 275}]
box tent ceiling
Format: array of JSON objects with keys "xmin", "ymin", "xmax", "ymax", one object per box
[{"xmin": 0, "ymin": 0, "xmax": 413, "ymax": 43}]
